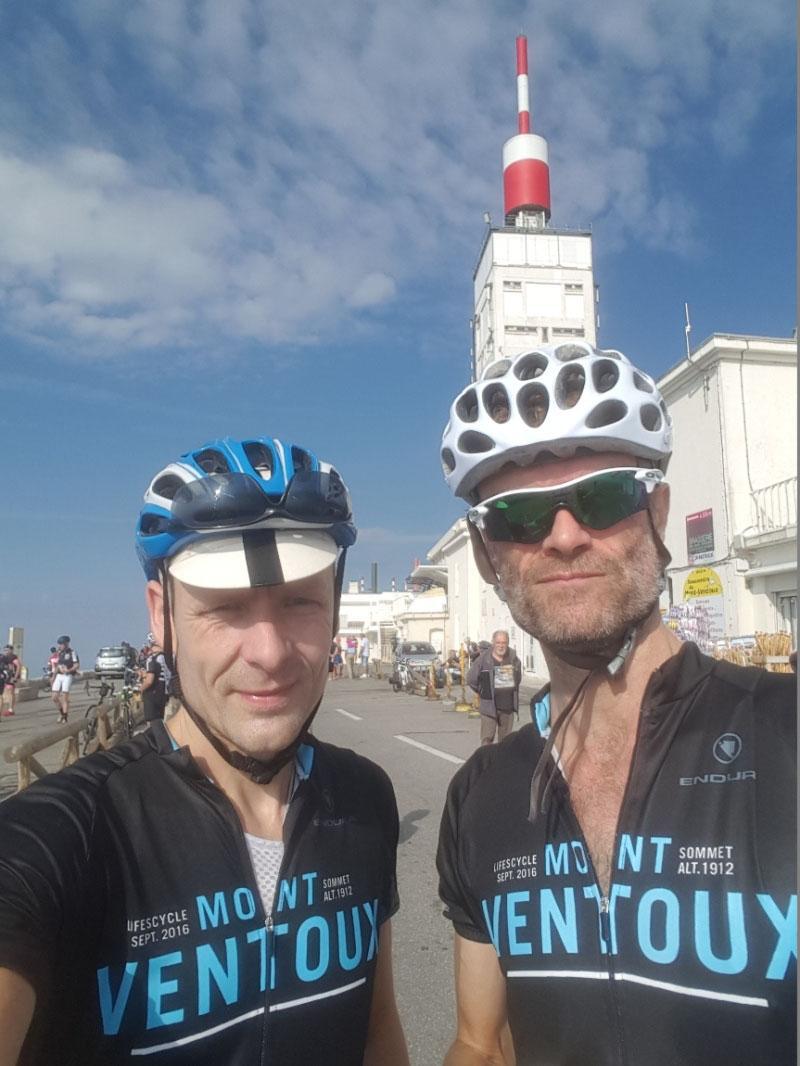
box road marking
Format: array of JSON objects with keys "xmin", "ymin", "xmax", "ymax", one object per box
[
  {"xmin": 335, "ymin": 708, "xmax": 363, "ymax": 721},
  {"xmin": 394, "ymin": 734, "xmax": 465, "ymax": 765}
]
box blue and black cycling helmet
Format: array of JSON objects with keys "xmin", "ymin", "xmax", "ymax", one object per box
[{"xmin": 136, "ymin": 436, "xmax": 357, "ymax": 588}]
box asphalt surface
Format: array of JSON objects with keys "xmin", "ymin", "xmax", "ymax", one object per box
[{"xmin": 1, "ymin": 674, "xmax": 535, "ymax": 1063}]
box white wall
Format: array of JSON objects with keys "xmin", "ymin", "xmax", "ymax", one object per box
[{"xmin": 660, "ymin": 336, "xmax": 797, "ymax": 642}]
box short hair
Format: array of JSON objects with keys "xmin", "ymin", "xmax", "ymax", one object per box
[{"xmin": 492, "ymin": 630, "xmax": 509, "ymax": 641}]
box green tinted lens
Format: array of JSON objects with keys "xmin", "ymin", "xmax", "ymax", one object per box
[
  {"xmin": 572, "ymin": 472, "xmax": 644, "ymax": 529},
  {"xmin": 482, "ymin": 471, "xmax": 647, "ymax": 543},
  {"xmin": 485, "ymin": 496, "xmax": 556, "ymax": 543}
]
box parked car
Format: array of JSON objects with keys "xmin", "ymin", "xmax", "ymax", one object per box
[
  {"xmin": 390, "ymin": 641, "xmax": 444, "ymax": 691},
  {"xmin": 95, "ymin": 646, "xmax": 128, "ymax": 678}
]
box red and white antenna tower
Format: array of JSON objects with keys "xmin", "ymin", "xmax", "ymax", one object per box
[{"xmin": 502, "ymin": 35, "xmax": 551, "ymax": 223}]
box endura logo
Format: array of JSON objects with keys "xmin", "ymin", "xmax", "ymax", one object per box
[
  {"xmin": 679, "ymin": 770, "xmax": 756, "ymax": 787},
  {"xmin": 713, "ymin": 733, "xmax": 742, "ymax": 765}
]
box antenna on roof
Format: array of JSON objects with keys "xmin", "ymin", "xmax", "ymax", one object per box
[{"xmin": 684, "ymin": 302, "xmax": 693, "ymax": 361}]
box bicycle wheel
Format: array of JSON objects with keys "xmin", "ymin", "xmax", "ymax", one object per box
[
  {"xmin": 123, "ymin": 700, "xmax": 134, "ymax": 739},
  {"xmin": 83, "ymin": 704, "xmax": 100, "ymax": 755}
]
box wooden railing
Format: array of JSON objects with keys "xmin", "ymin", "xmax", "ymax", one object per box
[{"xmin": 2, "ymin": 697, "xmax": 141, "ymax": 794}]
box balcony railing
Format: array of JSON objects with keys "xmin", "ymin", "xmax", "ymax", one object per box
[{"xmin": 750, "ymin": 477, "xmax": 797, "ymax": 535}]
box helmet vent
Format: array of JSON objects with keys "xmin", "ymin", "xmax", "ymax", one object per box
[
  {"xmin": 441, "ymin": 447, "xmax": 456, "ymax": 474},
  {"xmin": 291, "ymin": 446, "xmax": 312, "ymax": 472},
  {"xmin": 194, "ymin": 448, "xmax": 230, "ymax": 474},
  {"xmin": 640, "ymin": 404, "xmax": 663, "ymax": 431},
  {"xmin": 585, "ymin": 399, "xmax": 628, "ymax": 429},
  {"xmin": 518, "ymin": 383, "xmax": 549, "ymax": 428},
  {"xmin": 243, "ymin": 441, "xmax": 273, "ymax": 479},
  {"xmin": 483, "ymin": 384, "xmax": 511, "ymax": 423},
  {"xmin": 456, "ymin": 388, "xmax": 480, "ymax": 423},
  {"xmin": 601, "ymin": 348, "xmax": 623, "ymax": 360},
  {"xmin": 633, "ymin": 371, "xmax": 655, "ymax": 394},
  {"xmin": 482, "ymin": 359, "xmax": 511, "ymax": 380},
  {"xmin": 514, "ymin": 352, "xmax": 548, "ymax": 380},
  {"xmin": 555, "ymin": 365, "xmax": 586, "ymax": 409},
  {"xmin": 140, "ymin": 513, "xmax": 171, "ymax": 536},
  {"xmin": 458, "ymin": 431, "xmax": 494, "ymax": 455},
  {"xmin": 152, "ymin": 474, "xmax": 185, "ymax": 501},
  {"xmin": 554, "ymin": 343, "xmax": 588, "ymax": 363},
  {"xmin": 592, "ymin": 360, "xmax": 619, "ymax": 394}
]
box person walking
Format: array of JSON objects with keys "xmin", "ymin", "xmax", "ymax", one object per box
[
  {"xmin": 467, "ymin": 630, "xmax": 521, "ymax": 746},
  {"xmin": 0, "ymin": 434, "xmax": 408, "ymax": 1065},
  {"xmin": 436, "ymin": 342, "xmax": 796, "ymax": 1065},
  {"xmin": 0, "ymin": 646, "xmax": 20, "ymax": 717},
  {"xmin": 345, "ymin": 634, "xmax": 358, "ymax": 678},
  {"xmin": 51, "ymin": 635, "xmax": 79, "ymax": 723},
  {"xmin": 359, "ymin": 633, "xmax": 371, "ymax": 678}
]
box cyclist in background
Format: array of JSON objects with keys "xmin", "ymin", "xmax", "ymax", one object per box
[
  {"xmin": 51, "ymin": 636, "xmax": 79, "ymax": 723},
  {"xmin": 140, "ymin": 637, "xmax": 170, "ymax": 725},
  {"xmin": 0, "ymin": 435, "xmax": 408, "ymax": 1065},
  {"xmin": 436, "ymin": 343, "xmax": 796, "ymax": 1065},
  {"xmin": 1, "ymin": 646, "xmax": 21, "ymax": 717}
]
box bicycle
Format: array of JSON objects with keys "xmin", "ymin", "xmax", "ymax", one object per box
[
  {"xmin": 82, "ymin": 681, "xmax": 116, "ymax": 756},
  {"xmin": 111, "ymin": 682, "xmax": 140, "ymax": 742},
  {"xmin": 85, "ymin": 676, "xmax": 116, "ymax": 698},
  {"xmin": 114, "ymin": 666, "xmax": 144, "ymax": 740}
]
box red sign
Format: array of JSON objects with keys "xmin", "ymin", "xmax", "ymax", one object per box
[{"xmin": 686, "ymin": 509, "xmax": 714, "ymax": 564}]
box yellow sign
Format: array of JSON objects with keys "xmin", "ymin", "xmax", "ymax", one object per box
[{"xmin": 683, "ymin": 567, "xmax": 723, "ymax": 599}]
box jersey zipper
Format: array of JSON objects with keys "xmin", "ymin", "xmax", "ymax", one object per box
[
  {"xmin": 558, "ymin": 703, "xmax": 646, "ymax": 1066},
  {"xmin": 258, "ymin": 777, "xmax": 312, "ymax": 1066}
]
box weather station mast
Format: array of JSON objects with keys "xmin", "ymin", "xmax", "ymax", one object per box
[{"xmin": 471, "ymin": 35, "xmax": 598, "ymax": 379}]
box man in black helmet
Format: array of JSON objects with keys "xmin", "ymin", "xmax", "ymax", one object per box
[
  {"xmin": 0, "ymin": 436, "xmax": 408, "ymax": 1065},
  {"xmin": 436, "ymin": 344, "xmax": 796, "ymax": 1065}
]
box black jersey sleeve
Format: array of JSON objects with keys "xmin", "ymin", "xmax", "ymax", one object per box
[
  {"xmin": 360, "ymin": 756, "xmax": 400, "ymax": 923},
  {"xmin": 436, "ymin": 753, "xmax": 493, "ymax": 943},
  {"xmin": 0, "ymin": 769, "xmax": 97, "ymax": 994}
]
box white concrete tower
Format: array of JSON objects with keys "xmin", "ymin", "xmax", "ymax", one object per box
[{"xmin": 472, "ymin": 36, "xmax": 598, "ymax": 379}]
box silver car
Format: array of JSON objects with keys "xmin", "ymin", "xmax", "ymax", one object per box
[{"xmin": 95, "ymin": 646, "xmax": 127, "ymax": 678}]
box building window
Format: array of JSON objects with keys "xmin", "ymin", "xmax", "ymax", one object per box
[
  {"xmin": 564, "ymin": 283, "xmax": 583, "ymax": 292},
  {"xmin": 503, "ymin": 280, "xmax": 522, "ymax": 290},
  {"xmin": 552, "ymin": 327, "xmax": 585, "ymax": 337},
  {"xmin": 776, "ymin": 592, "xmax": 797, "ymax": 647}
]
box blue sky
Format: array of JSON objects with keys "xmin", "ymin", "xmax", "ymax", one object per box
[{"xmin": 0, "ymin": 0, "xmax": 794, "ymax": 669}]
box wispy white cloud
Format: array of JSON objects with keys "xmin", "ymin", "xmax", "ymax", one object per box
[{"xmin": 0, "ymin": 0, "xmax": 789, "ymax": 356}]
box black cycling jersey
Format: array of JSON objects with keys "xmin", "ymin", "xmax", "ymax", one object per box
[
  {"xmin": 0, "ymin": 723, "xmax": 399, "ymax": 1065},
  {"xmin": 438, "ymin": 643, "xmax": 796, "ymax": 1065}
]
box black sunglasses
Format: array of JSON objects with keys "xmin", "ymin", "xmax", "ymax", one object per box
[
  {"xmin": 468, "ymin": 468, "xmax": 664, "ymax": 544},
  {"xmin": 169, "ymin": 470, "xmax": 351, "ymax": 531}
]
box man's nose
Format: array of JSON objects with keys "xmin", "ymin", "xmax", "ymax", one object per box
[
  {"xmin": 540, "ymin": 506, "xmax": 594, "ymax": 555},
  {"xmin": 240, "ymin": 616, "xmax": 294, "ymax": 672}
]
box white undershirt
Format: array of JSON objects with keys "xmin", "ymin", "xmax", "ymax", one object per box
[{"xmin": 244, "ymin": 834, "xmax": 285, "ymax": 916}]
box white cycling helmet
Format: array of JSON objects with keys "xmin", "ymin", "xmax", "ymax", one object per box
[{"xmin": 441, "ymin": 341, "xmax": 672, "ymax": 502}]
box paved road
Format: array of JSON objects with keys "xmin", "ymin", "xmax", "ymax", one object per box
[{"xmin": 1, "ymin": 674, "xmax": 540, "ymax": 1063}]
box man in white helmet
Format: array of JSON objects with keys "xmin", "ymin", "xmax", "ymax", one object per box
[
  {"xmin": 436, "ymin": 344, "xmax": 796, "ymax": 1065},
  {"xmin": 0, "ymin": 435, "xmax": 408, "ymax": 1066}
]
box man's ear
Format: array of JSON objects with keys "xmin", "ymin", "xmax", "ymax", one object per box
[
  {"xmin": 468, "ymin": 522, "xmax": 500, "ymax": 584},
  {"xmin": 146, "ymin": 581, "xmax": 165, "ymax": 646}
]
